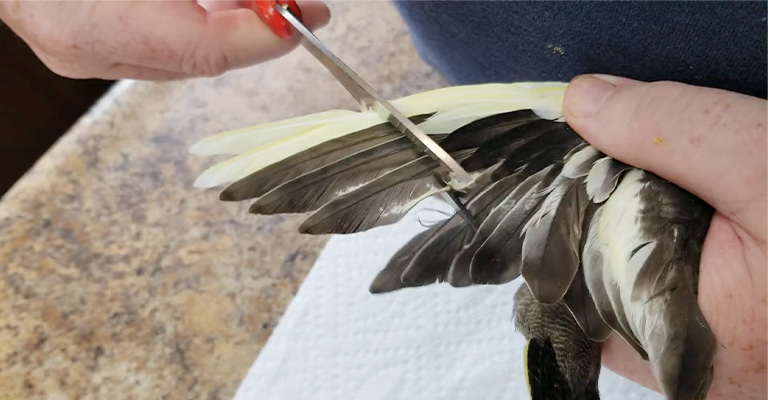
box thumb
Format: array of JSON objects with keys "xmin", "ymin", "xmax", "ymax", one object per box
[{"xmin": 563, "ymin": 75, "xmax": 767, "ymax": 240}]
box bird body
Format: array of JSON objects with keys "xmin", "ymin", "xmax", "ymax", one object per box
[
  {"xmin": 515, "ymin": 284, "xmax": 602, "ymax": 400},
  {"xmin": 190, "ymin": 82, "xmax": 715, "ymax": 400}
]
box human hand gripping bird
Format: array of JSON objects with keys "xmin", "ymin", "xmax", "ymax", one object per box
[
  {"xmin": 564, "ymin": 76, "xmax": 767, "ymax": 399},
  {"xmin": 190, "ymin": 75, "xmax": 766, "ymax": 400}
]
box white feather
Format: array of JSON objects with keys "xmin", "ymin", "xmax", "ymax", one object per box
[
  {"xmin": 598, "ymin": 170, "xmax": 648, "ymax": 297},
  {"xmin": 562, "ymin": 146, "xmax": 600, "ymax": 179},
  {"xmin": 585, "ymin": 157, "xmax": 614, "ymax": 202}
]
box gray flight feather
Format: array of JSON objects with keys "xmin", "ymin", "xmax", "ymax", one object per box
[
  {"xmin": 380, "ymin": 167, "xmax": 521, "ymax": 290},
  {"xmin": 561, "ymin": 263, "xmax": 612, "ymax": 342},
  {"xmin": 454, "ymin": 165, "xmax": 559, "ymax": 286},
  {"xmin": 249, "ymin": 136, "xmax": 423, "ymax": 215},
  {"xmin": 462, "ymin": 120, "xmax": 571, "ymax": 172},
  {"xmin": 520, "ymin": 146, "xmax": 603, "ymax": 304},
  {"xmin": 369, "ymin": 228, "xmax": 436, "ymax": 293},
  {"xmin": 446, "ymin": 168, "xmax": 543, "ymax": 286},
  {"xmin": 468, "ymin": 164, "xmax": 565, "ymax": 285},
  {"xmin": 438, "ymin": 109, "xmax": 542, "ymax": 152},
  {"xmin": 400, "ymin": 219, "xmax": 470, "ymax": 287},
  {"xmin": 580, "ymin": 203, "xmax": 649, "ymax": 359},
  {"xmin": 288, "ymin": 112, "xmax": 545, "ymax": 234},
  {"xmin": 520, "ymin": 179, "xmax": 588, "ymax": 304}
]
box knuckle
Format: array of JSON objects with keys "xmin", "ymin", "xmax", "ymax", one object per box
[
  {"xmin": 181, "ymin": 46, "xmax": 231, "ymax": 77},
  {"xmin": 200, "ymin": 53, "xmax": 231, "ymax": 77},
  {"xmin": 632, "ymin": 80, "xmax": 686, "ymax": 116},
  {"xmin": 36, "ymin": 28, "xmax": 83, "ymax": 60}
]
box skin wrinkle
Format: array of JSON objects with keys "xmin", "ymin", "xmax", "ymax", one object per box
[
  {"xmin": 193, "ymin": 11, "xmax": 234, "ymax": 77},
  {"xmin": 733, "ymin": 223, "xmax": 757, "ymax": 294},
  {"xmin": 698, "ymin": 216, "xmax": 766, "ymax": 397}
]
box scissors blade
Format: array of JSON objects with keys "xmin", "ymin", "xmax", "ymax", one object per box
[{"xmin": 274, "ymin": 4, "xmax": 478, "ymax": 231}]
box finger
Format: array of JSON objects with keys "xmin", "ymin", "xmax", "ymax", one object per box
[
  {"xmin": 110, "ymin": 0, "xmax": 330, "ymax": 76},
  {"xmin": 600, "ymin": 335, "xmax": 659, "ymax": 392},
  {"xmin": 563, "ymin": 75, "xmax": 767, "ymax": 240}
]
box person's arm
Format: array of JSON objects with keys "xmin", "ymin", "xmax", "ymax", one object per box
[
  {"xmin": 564, "ymin": 75, "xmax": 767, "ymax": 399},
  {"xmin": 0, "ymin": 0, "xmax": 329, "ymax": 80}
]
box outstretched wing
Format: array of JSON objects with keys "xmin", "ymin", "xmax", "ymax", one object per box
[{"xmin": 191, "ymin": 82, "xmax": 716, "ymax": 400}]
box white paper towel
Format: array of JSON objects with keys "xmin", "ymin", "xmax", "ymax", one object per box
[{"xmin": 234, "ymin": 199, "xmax": 663, "ymax": 400}]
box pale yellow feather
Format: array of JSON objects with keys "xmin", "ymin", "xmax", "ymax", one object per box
[
  {"xmin": 194, "ymin": 113, "xmax": 382, "ymax": 188},
  {"xmin": 192, "ymin": 82, "xmax": 568, "ymax": 189},
  {"xmin": 189, "ymin": 110, "xmax": 363, "ymax": 156}
]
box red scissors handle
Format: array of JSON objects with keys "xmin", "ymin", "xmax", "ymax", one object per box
[{"xmin": 242, "ymin": 0, "xmax": 303, "ymax": 39}]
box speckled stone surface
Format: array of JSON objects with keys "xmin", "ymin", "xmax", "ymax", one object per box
[{"xmin": 0, "ymin": 2, "xmax": 447, "ymax": 399}]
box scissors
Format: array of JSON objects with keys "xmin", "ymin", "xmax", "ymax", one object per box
[{"xmin": 247, "ymin": 0, "xmax": 478, "ymax": 230}]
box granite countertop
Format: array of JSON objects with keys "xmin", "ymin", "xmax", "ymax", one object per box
[{"xmin": 0, "ymin": 3, "xmax": 446, "ymax": 399}]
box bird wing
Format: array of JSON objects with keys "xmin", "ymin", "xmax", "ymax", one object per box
[{"xmin": 191, "ymin": 82, "xmax": 716, "ymax": 400}]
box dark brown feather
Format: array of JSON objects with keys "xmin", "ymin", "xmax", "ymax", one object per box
[
  {"xmin": 369, "ymin": 228, "xmax": 438, "ymax": 293},
  {"xmin": 468, "ymin": 165, "xmax": 563, "ymax": 285},
  {"xmin": 449, "ymin": 165, "xmax": 559, "ymax": 286},
  {"xmin": 400, "ymin": 220, "xmax": 470, "ymax": 287},
  {"xmin": 561, "ymin": 266, "xmax": 612, "ymax": 342},
  {"xmin": 520, "ymin": 179, "xmax": 588, "ymax": 304},
  {"xmin": 439, "ymin": 109, "xmax": 542, "ymax": 152}
]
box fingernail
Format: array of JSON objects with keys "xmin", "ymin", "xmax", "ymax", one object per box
[{"xmin": 565, "ymin": 75, "xmax": 617, "ymax": 119}]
